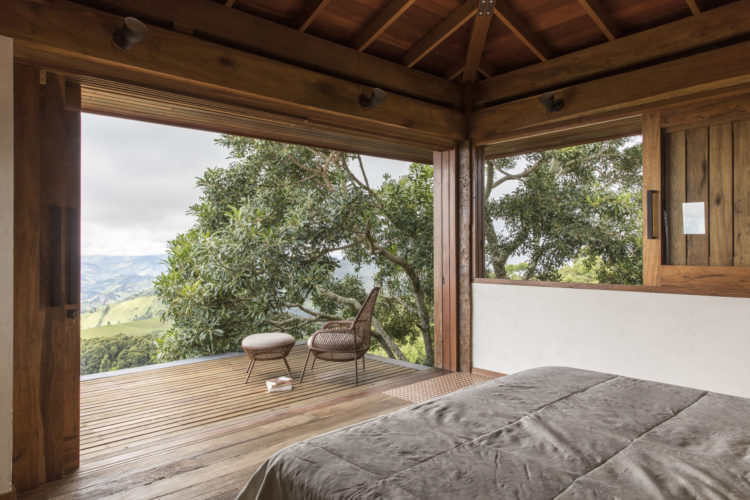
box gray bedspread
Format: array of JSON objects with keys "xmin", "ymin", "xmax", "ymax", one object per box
[{"xmin": 237, "ymin": 366, "xmax": 750, "ymax": 499}]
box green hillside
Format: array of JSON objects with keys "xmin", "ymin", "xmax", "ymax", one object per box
[
  {"xmin": 81, "ymin": 294, "xmax": 163, "ymax": 329},
  {"xmin": 81, "ymin": 317, "xmax": 170, "ymax": 339}
]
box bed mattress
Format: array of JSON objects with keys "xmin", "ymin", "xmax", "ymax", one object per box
[{"xmin": 237, "ymin": 366, "xmax": 750, "ymax": 499}]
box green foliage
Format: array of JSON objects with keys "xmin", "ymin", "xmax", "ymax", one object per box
[
  {"xmin": 485, "ymin": 138, "xmax": 643, "ymax": 285},
  {"xmin": 80, "ymin": 334, "xmax": 159, "ymax": 375},
  {"xmin": 155, "ymin": 138, "xmax": 435, "ymax": 365}
]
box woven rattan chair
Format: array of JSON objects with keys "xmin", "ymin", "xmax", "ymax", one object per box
[{"xmin": 299, "ymin": 286, "xmax": 380, "ymax": 386}]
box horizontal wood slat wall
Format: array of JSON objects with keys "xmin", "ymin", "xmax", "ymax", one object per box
[{"xmin": 663, "ymin": 118, "xmax": 750, "ymax": 267}]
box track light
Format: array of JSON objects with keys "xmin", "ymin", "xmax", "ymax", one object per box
[
  {"xmin": 539, "ymin": 93, "xmax": 565, "ymax": 113},
  {"xmin": 359, "ymin": 88, "xmax": 387, "ymax": 109},
  {"xmin": 112, "ymin": 17, "xmax": 147, "ymax": 50}
]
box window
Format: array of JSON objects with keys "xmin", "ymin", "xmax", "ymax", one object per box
[{"xmin": 481, "ymin": 137, "xmax": 643, "ymax": 286}]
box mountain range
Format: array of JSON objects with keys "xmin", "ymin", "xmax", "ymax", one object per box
[{"xmin": 81, "ymin": 254, "xmax": 166, "ymax": 313}]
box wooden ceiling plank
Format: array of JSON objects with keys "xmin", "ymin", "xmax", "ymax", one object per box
[
  {"xmin": 577, "ymin": 0, "xmax": 619, "ymax": 41},
  {"xmin": 352, "ymin": 0, "xmax": 417, "ymax": 52},
  {"xmin": 71, "ymin": 0, "xmax": 461, "ymax": 107},
  {"xmin": 471, "ymin": 40, "xmax": 750, "ymax": 143},
  {"xmin": 402, "ymin": 0, "xmax": 478, "ymax": 68},
  {"xmin": 294, "ymin": 0, "xmax": 331, "ymax": 32},
  {"xmin": 493, "ymin": 0, "xmax": 552, "ymax": 62},
  {"xmin": 1, "ymin": 0, "xmax": 464, "ymax": 144},
  {"xmin": 474, "ymin": 0, "xmax": 750, "ymax": 106},
  {"xmin": 462, "ymin": 3, "xmax": 494, "ymax": 82},
  {"xmin": 686, "ymin": 0, "xmax": 701, "ymax": 15}
]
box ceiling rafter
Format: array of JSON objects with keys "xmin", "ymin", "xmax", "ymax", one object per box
[
  {"xmin": 352, "ymin": 0, "xmax": 417, "ymax": 52},
  {"xmin": 493, "ymin": 0, "xmax": 553, "ymax": 61},
  {"xmin": 402, "ymin": 0, "xmax": 477, "ymax": 68},
  {"xmin": 685, "ymin": 0, "xmax": 701, "ymax": 15},
  {"xmin": 445, "ymin": 62, "xmax": 494, "ymax": 80},
  {"xmin": 462, "ymin": 0, "xmax": 494, "ymax": 82},
  {"xmin": 577, "ymin": 0, "xmax": 620, "ymax": 41},
  {"xmin": 294, "ymin": 0, "xmax": 331, "ymax": 32}
]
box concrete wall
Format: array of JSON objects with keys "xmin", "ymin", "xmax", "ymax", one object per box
[
  {"xmin": 473, "ymin": 282, "xmax": 750, "ymax": 398},
  {"xmin": 0, "ymin": 35, "xmax": 14, "ymax": 496}
]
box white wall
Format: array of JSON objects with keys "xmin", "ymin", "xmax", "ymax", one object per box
[
  {"xmin": 0, "ymin": 35, "xmax": 13, "ymax": 496},
  {"xmin": 473, "ymin": 282, "xmax": 750, "ymax": 398}
]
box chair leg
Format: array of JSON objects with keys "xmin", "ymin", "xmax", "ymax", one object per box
[
  {"xmin": 282, "ymin": 357, "xmax": 292, "ymax": 379},
  {"xmin": 362, "ymin": 355, "xmax": 366, "ymax": 371},
  {"xmin": 311, "ymin": 356, "xmax": 316, "ymax": 371},
  {"xmin": 244, "ymin": 359, "xmax": 256, "ymax": 384},
  {"xmin": 299, "ymin": 350, "xmax": 312, "ymax": 383},
  {"xmin": 354, "ymin": 356, "xmax": 359, "ymax": 386}
]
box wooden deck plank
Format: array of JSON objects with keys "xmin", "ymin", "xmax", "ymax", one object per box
[{"xmin": 19, "ymin": 345, "xmax": 494, "ymax": 500}]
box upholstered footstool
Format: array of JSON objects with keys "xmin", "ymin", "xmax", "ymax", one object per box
[{"xmin": 241, "ymin": 332, "xmax": 295, "ymax": 383}]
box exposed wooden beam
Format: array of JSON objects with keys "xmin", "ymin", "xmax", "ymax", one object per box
[
  {"xmin": 294, "ymin": 0, "xmax": 331, "ymax": 32},
  {"xmin": 462, "ymin": 2, "xmax": 494, "ymax": 82},
  {"xmin": 1, "ymin": 0, "xmax": 464, "ymax": 145},
  {"xmin": 474, "ymin": 0, "xmax": 750, "ymax": 106},
  {"xmin": 352, "ymin": 0, "xmax": 416, "ymax": 52},
  {"xmin": 224, "ymin": 0, "xmax": 235, "ymax": 7},
  {"xmin": 71, "ymin": 0, "xmax": 461, "ymax": 107},
  {"xmin": 471, "ymin": 40, "xmax": 750, "ymax": 143},
  {"xmin": 577, "ymin": 0, "xmax": 619, "ymax": 41},
  {"xmin": 493, "ymin": 0, "xmax": 552, "ymax": 61},
  {"xmin": 402, "ymin": 0, "xmax": 477, "ymax": 68},
  {"xmin": 686, "ymin": 0, "xmax": 702, "ymax": 15},
  {"xmin": 445, "ymin": 62, "xmax": 493, "ymax": 81}
]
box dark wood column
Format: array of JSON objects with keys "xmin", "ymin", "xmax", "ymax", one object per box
[
  {"xmin": 433, "ymin": 141, "xmax": 478, "ymax": 372},
  {"xmin": 13, "ymin": 64, "xmax": 80, "ymax": 492}
]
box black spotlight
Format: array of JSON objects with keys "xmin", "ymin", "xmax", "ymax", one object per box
[
  {"xmin": 539, "ymin": 93, "xmax": 565, "ymax": 113},
  {"xmin": 112, "ymin": 17, "xmax": 148, "ymax": 50},
  {"xmin": 359, "ymin": 88, "xmax": 387, "ymax": 109}
]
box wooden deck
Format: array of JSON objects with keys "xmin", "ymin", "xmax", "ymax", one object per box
[{"xmin": 21, "ymin": 345, "xmax": 452, "ymax": 499}]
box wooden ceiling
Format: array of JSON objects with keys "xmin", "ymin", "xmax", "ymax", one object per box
[{"xmin": 210, "ymin": 0, "xmax": 735, "ymax": 82}]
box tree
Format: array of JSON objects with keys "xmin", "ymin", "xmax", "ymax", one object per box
[
  {"xmin": 484, "ymin": 138, "xmax": 643, "ymax": 284},
  {"xmin": 154, "ymin": 138, "xmax": 434, "ymax": 365}
]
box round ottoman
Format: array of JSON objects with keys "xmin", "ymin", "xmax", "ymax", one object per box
[{"xmin": 241, "ymin": 332, "xmax": 295, "ymax": 383}]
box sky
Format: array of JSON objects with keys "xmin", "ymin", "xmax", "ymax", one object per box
[{"xmin": 81, "ymin": 113, "xmax": 411, "ymax": 256}]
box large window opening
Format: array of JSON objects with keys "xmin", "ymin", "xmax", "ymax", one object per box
[
  {"xmin": 482, "ymin": 136, "xmax": 643, "ymax": 286},
  {"xmin": 80, "ymin": 114, "xmax": 435, "ymax": 377}
]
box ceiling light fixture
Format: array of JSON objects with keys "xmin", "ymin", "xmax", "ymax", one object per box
[
  {"xmin": 359, "ymin": 88, "xmax": 387, "ymax": 109},
  {"xmin": 539, "ymin": 92, "xmax": 565, "ymax": 113},
  {"xmin": 112, "ymin": 17, "xmax": 148, "ymax": 50}
]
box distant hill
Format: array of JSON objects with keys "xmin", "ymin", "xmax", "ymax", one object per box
[
  {"xmin": 81, "ymin": 293, "xmax": 165, "ymax": 329},
  {"xmin": 80, "ymin": 254, "xmax": 377, "ymax": 339},
  {"xmin": 81, "ymin": 254, "xmax": 165, "ymax": 312}
]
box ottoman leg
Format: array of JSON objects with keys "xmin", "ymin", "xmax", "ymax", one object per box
[
  {"xmin": 244, "ymin": 358, "xmax": 256, "ymax": 384},
  {"xmin": 282, "ymin": 357, "xmax": 292, "ymax": 379}
]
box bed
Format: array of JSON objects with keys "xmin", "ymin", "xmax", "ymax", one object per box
[{"xmin": 237, "ymin": 366, "xmax": 750, "ymax": 499}]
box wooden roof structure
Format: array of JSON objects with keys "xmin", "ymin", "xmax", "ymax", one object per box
[{"xmin": 5, "ymin": 0, "xmax": 750, "ymax": 162}]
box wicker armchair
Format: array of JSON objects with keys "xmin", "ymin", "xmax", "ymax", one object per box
[{"xmin": 299, "ymin": 286, "xmax": 380, "ymax": 385}]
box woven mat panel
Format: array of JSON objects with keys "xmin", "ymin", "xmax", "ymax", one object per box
[{"xmin": 383, "ymin": 372, "xmax": 494, "ymax": 404}]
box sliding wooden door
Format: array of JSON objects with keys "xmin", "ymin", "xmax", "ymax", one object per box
[{"xmin": 14, "ymin": 64, "xmax": 80, "ymax": 491}]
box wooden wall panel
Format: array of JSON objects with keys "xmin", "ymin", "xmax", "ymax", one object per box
[
  {"xmin": 685, "ymin": 128, "xmax": 709, "ymax": 266},
  {"xmin": 433, "ymin": 149, "xmax": 458, "ymax": 372},
  {"xmin": 735, "ymin": 120, "xmax": 750, "ymax": 266},
  {"xmin": 13, "ymin": 65, "xmax": 80, "ymax": 492},
  {"xmin": 709, "ymin": 123, "xmax": 733, "ymax": 266},
  {"xmin": 664, "ymin": 130, "xmax": 686, "ymax": 265}
]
